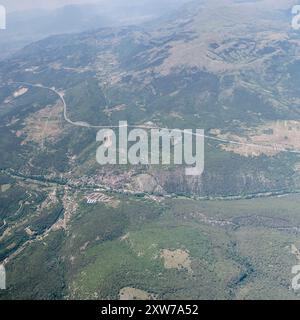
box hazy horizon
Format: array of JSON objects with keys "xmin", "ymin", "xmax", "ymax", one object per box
[
  {"xmin": 1, "ymin": 0, "xmax": 101, "ymax": 13},
  {"xmin": 1, "ymin": 0, "xmax": 190, "ymax": 13}
]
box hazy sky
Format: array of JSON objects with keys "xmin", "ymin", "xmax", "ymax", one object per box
[
  {"xmin": 2, "ymin": 0, "xmax": 297, "ymax": 13},
  {"xmin": 1, "ymin": 0, "xmax": 102, "ymax": 12}
]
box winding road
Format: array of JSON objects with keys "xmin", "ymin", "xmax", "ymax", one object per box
[{"xmin": 8, "ymin": 81, "xmax": 300, "ymax": 155}]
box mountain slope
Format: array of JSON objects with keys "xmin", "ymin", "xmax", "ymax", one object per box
[
  {"xmin": 1, "ymin": 0, "xmax": 300, "ymax": 196},
  {"xmin": 1, "ymin": 0, "xmax": 300, "ymax": 300}
]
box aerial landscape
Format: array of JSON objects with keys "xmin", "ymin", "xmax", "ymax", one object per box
[{"xmin": 1, "ymin": 0, "xmax": 300, "ymax": 301}]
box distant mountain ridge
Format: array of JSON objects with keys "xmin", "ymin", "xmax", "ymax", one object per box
[
  {"xmin": 1, "ymin": 0, "xmax": 300, "ymax": 197},
  {"xmin": 0, "ymin": 0, "xmax": 190, "ymax": 60}
]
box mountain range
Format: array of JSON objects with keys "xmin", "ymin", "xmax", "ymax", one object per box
[{"xmin": 1, "ymin": 0, "xmax": 300, "ymax": 300}]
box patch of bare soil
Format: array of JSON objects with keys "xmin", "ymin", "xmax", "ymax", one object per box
[
  {"xmin": 13, "ymin": 87, "xmax": 28, "ymax": 98},
  {"xmin": 119, "ymin": 287, "xmax": 155, "ymax": 300},
  {"xmin": 160, "ymin": 249, "xmax": 193, "ymax": 274},
  {"xmin": 4, "ymin": 87, "xmax": 28, "ymax": 104},
  {"xmin": 19, "ymin": 103, "xmax": 63, "ymax": 146},
  {"xmin": 0, "ymin": 184, "xmax": 11, "ymax": 192},
  {"xmin": 212, "ymin": 121, "xmax": 300, "ymax": 157}
]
